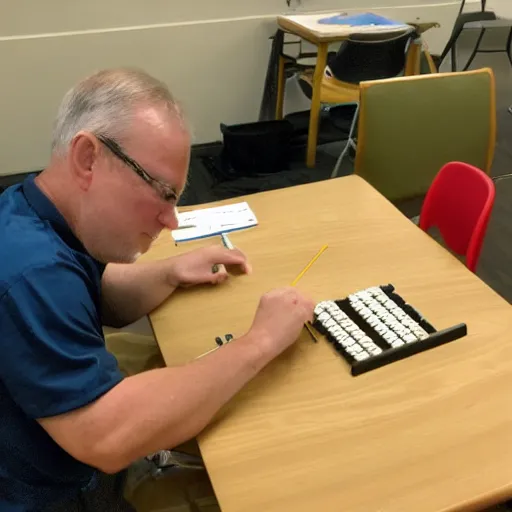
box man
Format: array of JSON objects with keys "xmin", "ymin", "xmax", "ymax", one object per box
[{"xmin": 0, "ymin": 68, "xmax": 314, "ymax": 511}]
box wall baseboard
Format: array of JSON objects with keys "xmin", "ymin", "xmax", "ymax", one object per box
[{"xmin": 0, "ymin": 141, "xmax": 223, "ymax": 191}]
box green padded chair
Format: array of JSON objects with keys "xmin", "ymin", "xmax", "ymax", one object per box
[{"xmin": 352, "ymin": 67, "xmax": 496, "ymax": 201}]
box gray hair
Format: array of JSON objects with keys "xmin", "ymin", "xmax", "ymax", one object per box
[{"xmin": 51, "ymin": 68, "xmax": 186, "ymax": 154}]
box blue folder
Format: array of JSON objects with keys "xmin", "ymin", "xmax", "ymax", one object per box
[{"xmin": 318, "ymin": 13, "xmax": 405, "ymax": 27}]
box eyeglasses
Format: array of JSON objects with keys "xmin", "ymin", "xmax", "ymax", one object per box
[{"xmin": 96, "ymin": 134, "xmax": 178, "ymax": 203}]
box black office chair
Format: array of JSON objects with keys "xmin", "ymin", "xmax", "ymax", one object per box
[
  {"xmin": 436, "ymin": 0, "xmax": 512, "ymax": 71},
  {"xmin": 297, "ymin": 28, "xmax": 416, "ymax": 104},
  {"xmin": 329, "ymin": 29, "xmax": 416, "ymax": 82}
]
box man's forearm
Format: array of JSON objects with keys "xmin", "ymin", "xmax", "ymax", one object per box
[
  {"xmin": 101, "ymin": 261, "xmax": 176, "ymax": 327},
  {"xmin": 40, "ymin": 332, "xmax": 274, "ymax": 474},
  {"xmin": 101, "ymin": 247, "xmax": 250, "ymax": 327}
]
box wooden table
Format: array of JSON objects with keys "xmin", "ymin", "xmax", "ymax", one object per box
[
  {"xmin": 145, "ymin": 176, "xmax": 512, "ymax": 512},
  {"xmin": 276, "ymin": 13, "xmax": 439, "ymax": 168}
]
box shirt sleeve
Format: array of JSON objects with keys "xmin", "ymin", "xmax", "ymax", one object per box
[{"xmin": 0, "ymin": 259, "xmax": 123, "ymax": 419}]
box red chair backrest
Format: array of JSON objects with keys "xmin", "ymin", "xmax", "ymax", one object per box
[{"xmin": 419, "ymin": 161, "xmax": 495, "ymax": 272}]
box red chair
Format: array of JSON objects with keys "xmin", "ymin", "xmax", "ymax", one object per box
[{"xmin": 419, "ymin": 161, "xmax": 495, "ymax": 272}]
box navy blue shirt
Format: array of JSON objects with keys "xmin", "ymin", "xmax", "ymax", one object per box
[{"xmin": 0, "ymin": 176, "xmax": 123, "ymax": 511}]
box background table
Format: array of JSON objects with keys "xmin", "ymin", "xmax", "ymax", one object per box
[
  {"xmin": 144, "ymin": 176, "xmax": 512, "ymax": 512},
  {"xmin": 276, "ymin": 13, "xmax": 439, "ymax": 168}
]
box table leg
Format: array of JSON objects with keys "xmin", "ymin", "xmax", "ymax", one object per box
[
  {"xmin": 306, "ymin": 43, "xmax": 328, "ymax": 168},
  {"xmin": 275, "ymin": 55, "xmax": 286, "ymax": 120}
]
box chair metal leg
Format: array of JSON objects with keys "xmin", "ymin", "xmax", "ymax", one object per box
[
  {"xmin": 146, "ymin": 450, "xmax": 205, "ymax": 477},
  {"xmin": 451, "ymin": 43, "xmax": 458, "ymax": 71},
  {"xmin": 331, "ymin": 141, "xmax": 352, "ymax": 179},
  {"xmin": 463, "ymin": 28, "xmax": 486, "ymax": 70},
  {"xmin": 507, "ymin": 26, "xmax": 512, "ymax": 67},
  {"xmin": 438, "ymin": 22, "xmax": 465, "ymax": 70},
  {"xmin": 331, "ymin": 103, "xmax": 360, "ymax": 179}
]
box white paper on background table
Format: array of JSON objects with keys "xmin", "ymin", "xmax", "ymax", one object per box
[
  {"xmin": 279, "ymin": 12, "xmax": 411, "ymax": 37},
  {"xmin": 171, "ymin": 202, "xmax": 258, "ymax": 242}
]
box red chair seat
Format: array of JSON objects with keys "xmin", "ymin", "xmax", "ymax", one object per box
[{"xmin": 419, "ymin": 161, "xmax": 495, "ymax": 272}]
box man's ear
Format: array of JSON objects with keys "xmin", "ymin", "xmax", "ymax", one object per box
[{"xmin": 68, "ymin": 132, "xmax": 100, "ymax": 191}]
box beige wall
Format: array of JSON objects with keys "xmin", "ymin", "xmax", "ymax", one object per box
[
  {"xmin": 486, "ymin": 0, "xmax": 512, "ymax": 17},
  {"xmin": 0, "ymin": 1, "xmax": 469, "ymax": 175}
]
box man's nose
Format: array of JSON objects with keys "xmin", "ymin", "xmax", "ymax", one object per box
[{"xmin": 158, "ymin": 205, "xmax": 179, "ymax": 230}]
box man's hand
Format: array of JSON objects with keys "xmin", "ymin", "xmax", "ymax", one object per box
[
  {"xmin": 246, "ymin": 287, "xmax": 315, "ymax": 359},
  {"xmin": 167, "ymin": 246, "xmax": 251, "ymax": 288},
  {"xmin": 101, "ymin": 246, "xmax": 251, "ymax": 328}
]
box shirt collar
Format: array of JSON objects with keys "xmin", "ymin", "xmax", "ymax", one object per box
[{"xmin": 22, "ymin": 174, "xmax": 88, "ymax": 254}]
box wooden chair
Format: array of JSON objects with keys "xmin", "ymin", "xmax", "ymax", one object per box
[
  {"xmin": 349, "ymin": 68, "xmax": 496, "ymax": 201},
  {"xmin": 297, "ymin": 29, "xmax": 416, "ymax": 106}
]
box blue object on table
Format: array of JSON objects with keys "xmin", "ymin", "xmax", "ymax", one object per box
[{"xmin": 318, "ymin": 13, "xmax": 405, "ymax": 27}]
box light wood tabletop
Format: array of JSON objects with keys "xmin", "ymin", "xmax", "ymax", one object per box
[{"xmin": 143, "ymin": 176, "xmax": 512, "ymax": 512}]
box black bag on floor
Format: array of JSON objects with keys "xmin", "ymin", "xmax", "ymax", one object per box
[{"xmin": 219, "ymin": 120, "xmax": 293, "ymax": 178}]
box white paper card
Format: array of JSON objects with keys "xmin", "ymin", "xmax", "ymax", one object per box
[{"xmin": 171, "ymin": 202, "xmax": 258, "ymax": 242}]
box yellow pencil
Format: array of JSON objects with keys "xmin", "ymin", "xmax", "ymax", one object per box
[
  {"xmin": 291, "ymin": 245, "xmax": 329, "ymax": 342},
  {"xmin": 291, "ymin": 245, "xmax": 329, "ymax": 287},
  {"xmin": 196, "ymin": 244, "xmax": 328, "ymax": 358}
]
